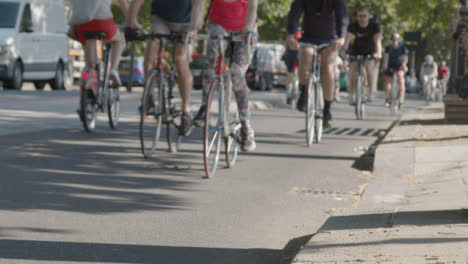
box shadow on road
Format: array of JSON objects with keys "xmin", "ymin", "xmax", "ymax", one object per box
[
  {"xmin": 0, "ymin": 123, "xmax": 206, "ymax": 214},
  {"xmin": 0, "ymin": 239, "xmax": 282, "ymax": 264},
  {"xmin": 320, "ymin": 209, "xmax": 468, "ymax": 231}
]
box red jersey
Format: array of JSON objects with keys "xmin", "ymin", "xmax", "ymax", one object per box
[
  {"xmin": 438, "ymin": 66, "xmax": 449, "ymax": 79},
  {"xmin": 209, "ymin": 0, "xmax": 248, "ymax": 31}
]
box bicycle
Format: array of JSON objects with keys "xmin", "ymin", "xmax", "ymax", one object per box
[
  {"xmin": 302, "ymin": 43, "xmax": 329, "ymax": 147},
  {"xmin": 349, "ymin": 55, "xmax": 373, "ymax": 120},
  {"xmin": 423, "ymin": 75, "xmax": 437, "ymax": 103},
  {"xmin": 127, "ymin": 32, "xmax": 189, "ymax": 158},
  {"xmin": 385, "ymin": 67, "xmax": 404, "ymax": 115},
  {"xmin": 79, "ymin": 32, "xmax": 120, "ymax": 132},
  {"xmin": 203, "ymin": 32, "xmax": 252, "ymax": 179}
]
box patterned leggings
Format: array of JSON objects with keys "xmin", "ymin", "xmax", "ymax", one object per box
[{"xmin": 202, "ymin": 23, "xmax": 257, "ymax": 123}]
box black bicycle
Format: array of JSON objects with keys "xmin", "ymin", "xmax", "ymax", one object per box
[
  {"xmin": 127, "ymin": 32, "xmax": 189, "ymax": 158},
  {"xmin": 349, "ymin": 55, "xmax": 373, "ymax": 120},
  {"xmin": 79, "ymin": 32, "xmax": 120, "ymax": 132}
]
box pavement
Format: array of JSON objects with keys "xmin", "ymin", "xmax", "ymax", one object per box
[
  {"xmin": 292, "ymin": 101, "xmax": 468, "ymax": 263},
  {"xmin": 3, "ymin": 85, "xmax": 422, "ymax": 264}
]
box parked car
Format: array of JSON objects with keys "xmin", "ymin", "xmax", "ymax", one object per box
[
  {"xmin": 119, "ymin": 56, "xmax": 145, "ymax": 87},
  {"xmin": 0, "ymin": 0, "xmax": 69, "ymax": 90},
  {"xmin": 68, "ymin": 39, "xmax": 85, "ymax": 85}
]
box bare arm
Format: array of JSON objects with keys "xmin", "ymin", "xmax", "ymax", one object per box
[
  {"xmin": 382, "ymin": 53, "xmax": 389, "ymax": 71},
  {"xmin": 373, "ymin": 32, "xmax": 382, "ymax": 58},
  {"xmin": 244, "ymin": 0, "xmax": 258, "ymax": 31},
  {"xmin": 125, "ymin": 0, "xmax": 145, "ymax": 29},
  {"xmin": 287, "ymin": 0, "xmax": 304, "ymax": 35},
  {"xmin": 119, "ymin": 0, "xmax": 129, "ymax": 17},
  {"xmin": 343, "ymin": 32, "xmax": 353, "ymax": 52},
  {"xmin": 189, "ymin": 0, "xmax": 207, "ymax": 32}
]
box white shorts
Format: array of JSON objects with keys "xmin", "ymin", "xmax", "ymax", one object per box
[{"xmin": 151, "ymin": 14, "xmax": 189, "ymax": 34}]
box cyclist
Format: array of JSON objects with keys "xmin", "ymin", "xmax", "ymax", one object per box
[
  {"xmin": 382, "ymin": 33, "xmax": 408, "ymax": 108},
  {"xmin": 125, "ymin": 0, "xmax": 206, "ymax": 136},
  {"xmin": 342, "ymin": 7, "xmax": 382, "ymax": 105},
  {"xmin": 283, "ymin": 27, "xmax": 302, "ymax": 105},
  {"xmin": 286, "ymin": 0, "xmax": 349, "ymax": 128},
  {"xmin": 193, "ymin": 0, "xmax": 259, "ymax": 152},
  {"xmin": 438, "ymin": 60, "xmax": 450, "ymax": 95},
  {"xmin": 420, "ymin": 55, "xmax": 438, "ymax": 99},
  {"xmin": 68, "ymin": 0, "xmax": 127, "ymax": 87}
]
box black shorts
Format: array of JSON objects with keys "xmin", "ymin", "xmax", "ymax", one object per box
[
  {"xmin": 284, "ymin": 50, "xmax": 299, "ymax": 73},
  {"xmin": 385, "ymin": 65, "xmax": 403, "ymax": 77}
]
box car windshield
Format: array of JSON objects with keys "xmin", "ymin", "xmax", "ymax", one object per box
[{"xmin": 0, "ymin": 2, "xmax": 20, "ymax": 28}]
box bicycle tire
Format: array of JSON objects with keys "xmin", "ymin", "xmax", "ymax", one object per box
[
  {"xmin": 204, "ymin": 80, "xmax": 222, "ymax": 178},
  {"xmin": 305, "ymin": 77, "xmax": 316, "ymax": 147},
  {"xmin": 80, "ymin": 70, "xmax": 98, "ymax": 132},
  {"xmin": 355, "ymin": 65, "xmax": 364, "ymax": 120},
  {"xmin": 140, "ymin": 70, "xmax": 164, "ymax": 158},
  {"xmin": 223, "ymin": 73, "xmax": 240, "ymax": 168},
  {"xmin": 290, "ymin": 69, "xmax": 299, "ymax": 110},
  {"xmin": 315, "ymin": 80, "xmax": 324, "ymax": 143},
  {"xmin": 107, "ymin": 88, "xmax": 120, "ymax": 129}
]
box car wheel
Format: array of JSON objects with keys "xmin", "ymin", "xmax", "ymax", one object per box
[
  {"xmin": 34, "ymin": 81, "xmax": 47, "ymax": 90},
  {"xmin": 50, "ymin": 62, "xmax": 65, "ymax": 90},
  {"xmin": 5, "ymin": 60, "xmax": 23, "ymax": 90}
]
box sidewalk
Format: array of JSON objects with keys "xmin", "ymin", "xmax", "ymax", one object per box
[{"xmin": 292, "ymin": 102, "xmax": 468, "ymax": 263}]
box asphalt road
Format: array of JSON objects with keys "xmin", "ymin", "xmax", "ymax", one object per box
[{"xmin": 0, "ymin": 84, "xmax": 426, "ymax": 264}]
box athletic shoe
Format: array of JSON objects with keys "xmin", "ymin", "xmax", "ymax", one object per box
[
  {"xmin": 296, "ymin": 88, "xmax": 306, "ymax": 112},
  {"xmin": 193, "ymin": 105, "xmax": 206, "ymax": 128},
  {"xmin": 241, "ymin": 125, "xmax": 256, "ymax": 152},
  {"xmin": 109, "ymin": 70, "xmax": 122, "ymax": 88},
  {"xmin": 323, "ymin": 110, "xmax": 333, "ymax": 129},
  {"xmin": 179, "ymin": 112, "xmax": 193, "ymax": 137}
]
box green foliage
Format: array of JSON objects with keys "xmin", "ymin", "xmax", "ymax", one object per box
[{"xmin": 109, "ymin": 0, "xmax": 460, "ymax": 64}]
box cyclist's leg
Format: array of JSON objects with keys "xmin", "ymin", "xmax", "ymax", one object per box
[
  {"xmin": 109, "ymin": 30, "xmax": 124, "ymax": 86},
  {"xmin": 320, "ymin": 46, "xmax": 338, "ymax": 125},
  {"xmin": 167, "ymin": 21, "xmax": 193, "ymax": 135},
  {"xmin": 297, "ymin": 45, "xmax": 313, "ymax": 111},
  {"xmin": 144, "ymin": 15, "xmax": 169, "ymax": 77},
  {"xmin": 348, "ymin": 60, "xmax": 359, "ymax": 104},
  {"xmin": 384, "ymin": 70, "xmax": 392, "ymax": 105},
  {"xmin": 194, "ymin": 24, "xmax": 226, "ymax": 126},
  {"xmin": 397, "ymin": 69, "xmax": 406, "ymax": 103},
  {"xmin": 231, "ymin": 30, "xmax": 258, "ymax": 151}
]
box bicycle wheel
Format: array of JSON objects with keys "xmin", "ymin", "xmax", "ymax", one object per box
[
  {"xmin": 223, "ymin": 73, "xmax": 240, "ymax": 168},
  {"xmin": 305, "ymin": 77, "xmax": 316, "ymax": 147},
  {"xmin": 355, "ymin": 67, "xmax": 364, "ymax": 120},
  {"xmin": 80, "ymin": 70, "xmax": 98, "ymax": 132},
  {"xmin": 140, "ymin": 70, "xmax": 164, "ymax": 158},
  {"xmin": 107, "ymin": 88, "xmax": 120, "ymax": 129},
  {"xmin": 204, "ymin": 79, "xmax": 223, "ymax": 178},
  {"xmin": 315, "ymin": 80, "xmax": 324, "ymax": 143},
  {"xmin": 290, "ymin": 68, "xmax": 299, "ymax": 110}
]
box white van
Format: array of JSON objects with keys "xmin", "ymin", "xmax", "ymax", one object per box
[{"xmin": 0, "ymin": 0, "xmax": 69, "ymax": 90}]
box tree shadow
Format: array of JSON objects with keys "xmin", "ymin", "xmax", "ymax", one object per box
[
  {"xmin": 320, "ymin": 209, "xmax": 468, "ymax": 231},
  {"xmin": 0, "ymin": 123, "xmax": 207, "ymax": 214},
  {"xmin": 0, "ymin": 239, "xmax": 282, "ymax": 264}
]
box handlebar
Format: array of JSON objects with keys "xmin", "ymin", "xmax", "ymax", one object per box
[{"xmin": 125, "ymin": 28, "xmax": 192, "ymax": 62}]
